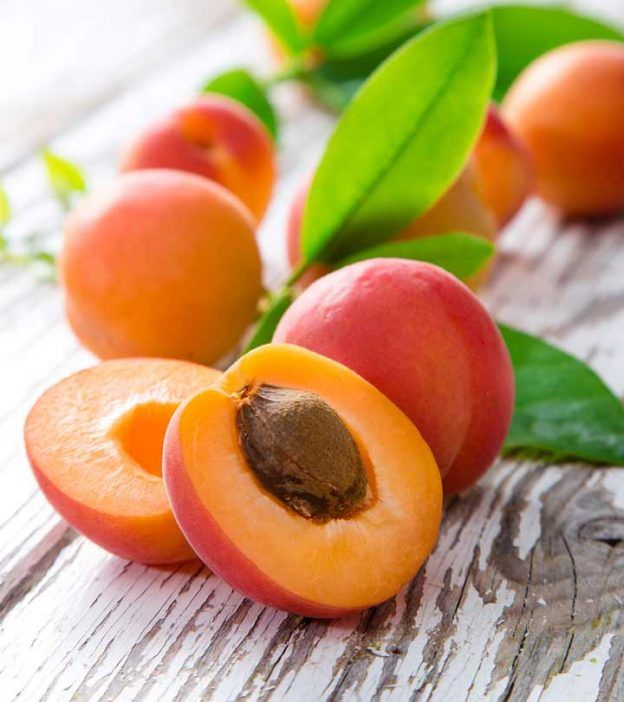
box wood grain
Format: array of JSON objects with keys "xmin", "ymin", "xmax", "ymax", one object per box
[{"xmin": 0, "ymin": 1, "xmax": 623, "ymax": 700}]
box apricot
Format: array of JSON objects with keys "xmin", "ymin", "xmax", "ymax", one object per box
[
  {"xmin": 503, "ymin": 41, "xmax": 624, "ymax": 216},
  {"xmin": 24, "ymin": 358, "xmax": 220, "ymax": 564},
  {"xmin": 285, "ymin": 174, "xmax": 331, "ymax": 288},
  {"xmin": 164, "ymin": 344, "xmax": 442, "ymax": 617},
  {"xmin": 274, "ymin": 259, "xmax": 515, "ymax": 495},
  {"xmin": 267, "ymin": 0, "xmax": 326, "ymax": 61},
  {"xmin": 395, "ymin": 164, "xmax": 497, "ymax": 246},
  {"xmin": 61, "ymin": 170, "xmax": 262, "ymax": 365},
  {"xmin": 270, "ymin": 0, "xmax": 430, "ymax": 62},
  {"xmin": 286, "ymin": 164, "xmax": 496, "ymax": 289},
  {"xmin": 120, "ymin": 95, "xmax": 276, "ymax": 221},
  {"xmin": 291, "ymin": 0, "xmax": 323, "ymax": 27},
  {"xmin": 286, "ymin": 104, "xmax": 533, "ymax": 286},
  {"xmin": 473, "ymin": 104, "xmax": 534, "ymax": 226}
]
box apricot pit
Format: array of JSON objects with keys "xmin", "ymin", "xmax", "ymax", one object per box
[{"xmin": 236, "ymin": 384, "xmax": 368, "ymax": 520}]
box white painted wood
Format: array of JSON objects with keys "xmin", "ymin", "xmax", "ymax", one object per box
[
  {"xmin": 0, "ymin": 0, "xmax": 237, "ymax": 170},
  {"xmin": 0, "ymin": 1, "xmax": 623, "ymax": 700}
]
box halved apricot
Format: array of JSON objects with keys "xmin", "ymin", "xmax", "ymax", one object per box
[
  {"xmin": 164, "ymin": 344, "xmax": 442, "ymax": 617},
  {"xmin": 24, "ymin": 358, "xmax": 220, "ymax": 564}
]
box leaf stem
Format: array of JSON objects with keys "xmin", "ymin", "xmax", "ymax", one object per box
[
  {"xmin": 285, "ymin": 259, "xmax": 311, "ymax": 287},
  {"xmin": 264, "ymin": 60, "xmax": 308, "ymax": 89}
]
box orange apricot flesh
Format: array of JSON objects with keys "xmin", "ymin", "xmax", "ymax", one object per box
[
  {"xmin": 164, "ymin": 344, "xmax": 442, "ymax": 617},
  {"xmin": 24, "ymin": 359, "xmax": 220, "ymax": 564}
]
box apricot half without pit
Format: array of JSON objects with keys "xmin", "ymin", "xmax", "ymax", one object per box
[
  {"xmin": 164, "ymin": 344, "xmax": 442, "ymax": 618},
  {"xmin": 24, "ymin": 358, "xmax": 220, "ymax": 564}
]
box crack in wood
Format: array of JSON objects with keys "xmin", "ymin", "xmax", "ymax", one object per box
[{"xmin": 0, "ymin": 526, "xmax": 76, "ymax": 620}]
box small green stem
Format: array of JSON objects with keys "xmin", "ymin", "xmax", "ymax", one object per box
[
  {"xmin": 285, "ymin": 259, "xmax": 311, "ymax": 287},
  {"xmin": 251, "ymin": 259, "xmax": 311, "ymax": 329},
  {"xmin": 0, "ymin": 249, "xmax": 29, "ymax": 267},
  {"xmin": 263, "ymin": 59, "xmax": 310, "ymax": 90}
]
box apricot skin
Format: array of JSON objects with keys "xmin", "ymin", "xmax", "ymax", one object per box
[
  {"xmin": 286, "ymin": 164, "xmax": 496, "ymax": 290},
  {"xmin": 395, "ymin": 164, "xmax": 497, "ymax": 270},
  {"xmin": 61, "ymin": 170, "xmax": 262, "ymax": 366},
  {"xmin": 24, "ymin": 358, "xmax": 221, "ymax": 564},
  {"xmin": 267, "ymin": 0, "xmax": 325, "ymax": 61},
  {"xmin": 473, "ymin": 104, "xmax": 534, "ymax": 226},
  {"xmin": 120, "ymin": 95, "xmax": 276, "ymax": 221},
  {"xmin": 164, "ymin": 344, "xmax": 442, "ymax": 617},
  {"xmin": 32, "ymin": 469, "xmax": 193, "ymax": 564},
  {"xmin": 503, "ymin": 41, "xmax": 624, "ymax": 216},
  {"xmin": 290, "ymin": 0, "xmax": 323, "ymax": 27},
  {"xmin": 286, "ymin": 104, "xmax": 533, "ymax": 290},
  {"xmin": 274, "ymin": 260, "xmax": 515, "ymax": 494},
  {"xmin": 285, "ymin": 174, "xmax": 331, "ymax": 288}
]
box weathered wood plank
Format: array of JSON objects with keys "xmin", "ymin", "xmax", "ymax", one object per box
[
  {"xmin": 0, "ymin": 1, "xmax": 623, "ymax": 700},
  {"xmin": 0, "ymin": 0, "xmax": 236, "ymax": 171},
  {"xmin": 1, "ymin": 461, "xmax": 623, "ymax": 700}
]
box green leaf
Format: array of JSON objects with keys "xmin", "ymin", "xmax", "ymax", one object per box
[
  {"xmin": 306, "ymin": 72, "xmax": 358, "ymax": 112},
  {"xmin": 315, "ymin": 0, "xmax": 425, "ymax": 58},
  {"xmin": 42, "ymin": 149, "xmax": 87, "ymax": 209},
  {"xmin": 306, "ymin": 23, "xmax": 425, "ymax": 110},
  {"xmin": 0, "ymin": 185, "xmax": 10, "ymax": 227},
  {"xmin": 301, "ymin": 13, "xmax": 495, "ymax": 264},
  {"xmin": 491, "ymin": 5, "xmax": 624, "ymax": 101},
  {"xmin": 202, "ymin": 68, "xmax": 278, "ymax": 139},
  {"xmin": 30, "ymin": 251, "xmax": 58, "ymax": 282},
  {"xmin": 243, "ymin": 0, "xmax": 308, "ymax": 54},
  {"xmin": 338, "ymin": 232, "xmax": 494, "ymax": 281},
  {"xmin": 244, "ymin": 289, "xmax": 294, "ymax": 353},
  {"xmin": 501, "ymin": 325, "xmax": 624, "ymax": 466}
]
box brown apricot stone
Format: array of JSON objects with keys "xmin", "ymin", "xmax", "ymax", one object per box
[{"xmin": 236, "ymin": 384, "xmax": 368, "ymax": 520}]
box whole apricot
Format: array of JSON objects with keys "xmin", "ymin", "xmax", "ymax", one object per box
[
  {"xmin": 395, "ymin": 163, "xmax": 497, "ymax": 247},
  {"xmin": 473, "ymin": 104, "xmax": 534, "ymax": 226},
  {"xmin": 274, "ymin": 259, "xmax": 515, "ymax": 494},
  {"xmin": 269, "ymin": 0, "xmax": 430, "ymax": 63},
  {"xmin": 61, "ymin": 170, "xmax": 262, "ymax": 365},
  {"xmin": 291, "ymin": 0, "xmax": 323, "ymax": 27},
  {"xmin": 267, "ymin": 0, "xmax": 327, "ymax": 61},
  {"xmin": 503, "ymin": 40, "xmax": 624, "ymax": 216},
  {"xmin": 286, "ymin": 103, "xmax": 533, "ymax": 288},
  {"xmin": 164, "ymin": 344, "xmax": 442, "ymax": 616},
  {"xmin": 120, "ymin": 95, "xmax": 276, "ymax": 221},
  {"xmin": 286, "ymin": 164, "xmax": 496, "ymax": 289}
]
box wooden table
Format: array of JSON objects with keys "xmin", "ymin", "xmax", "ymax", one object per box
[{"xmin": 1, "ymin": 1, "xmax": 623, "ymax": 699}]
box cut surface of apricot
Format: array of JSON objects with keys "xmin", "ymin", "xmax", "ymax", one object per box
[
  {"xmin": 25, "ymin": 358, "xmax": 220, "ymax": 564},
  {"xmin": 164, "ymin": 344, "xmax": 442, "ymax": 617}
]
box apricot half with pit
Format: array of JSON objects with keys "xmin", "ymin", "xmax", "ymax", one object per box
[
  {"xmin": 164, "ymin": 344, "xmax": 442, "ymax": 618},
  {"xmin": 24, "ymin": 358, "xmax": 220, "ymax": 564}
]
